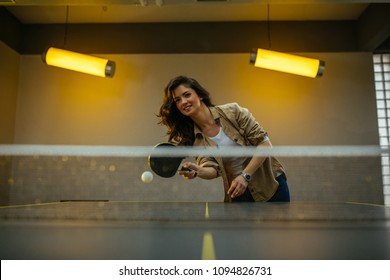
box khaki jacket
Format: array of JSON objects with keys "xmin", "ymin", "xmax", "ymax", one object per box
[{"xmin": 193, "ymin": 103, "xmax": 286, "ymax": 202}]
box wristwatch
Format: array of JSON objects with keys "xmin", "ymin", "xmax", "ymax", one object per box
[{"xmin": 241, "ymin": 172, "xmax": 252, "ymax": 183}]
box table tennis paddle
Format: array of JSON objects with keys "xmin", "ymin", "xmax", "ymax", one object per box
[{"xmin": 148, "ymin": 142, "xmax": 190, "ymax": 178}]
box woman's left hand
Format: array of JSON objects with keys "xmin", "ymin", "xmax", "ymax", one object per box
[{"xmin": 228, "ymin": 175, "xmax": 249, "ymax": 198}]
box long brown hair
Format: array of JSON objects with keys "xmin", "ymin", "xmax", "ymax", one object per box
[{"xmin": 157, "ymin": 76, "xmax": 214, "ymax": 145}]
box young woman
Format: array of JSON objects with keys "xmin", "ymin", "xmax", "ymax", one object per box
[{"xmin": 157, "ymin": 76, "xmax": 290, "ymax": 202}]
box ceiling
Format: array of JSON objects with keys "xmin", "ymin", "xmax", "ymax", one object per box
[
  {"xmin": 1, "ymin": 0, "xmax": 384, "ymax": 24},
  {"xmin": 1, "ymin": 0, "xmax": 389, "ymax": 53}
]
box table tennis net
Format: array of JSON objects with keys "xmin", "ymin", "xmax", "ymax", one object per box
[{"xmin": 0, "ymin": 145, "xmax": 388, "ymax": 206}]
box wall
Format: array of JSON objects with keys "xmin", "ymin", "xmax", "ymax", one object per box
[
  {"xmin": 0, "ymin": 41, "xmax": 19, "ymax": 144},
  {"xmin": 14, "ymin": 52, "xmax": 378, "ymax": 146},
  {"xmin": 0, "ymin": 42, "xmax": 19, "ymax": 205},
  {"xmin": 0, "ymin": 49, "xmax": 384, "ymax": 204}
]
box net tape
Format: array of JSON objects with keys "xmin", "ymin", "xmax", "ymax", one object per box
[{"xmin": 0, "ymin": 145, "xmax": 388, "ymax": 158}]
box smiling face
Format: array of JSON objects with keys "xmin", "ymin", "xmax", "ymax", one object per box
[{"xmin": 172, "ymin": 84, "xmax": 203, "ymax": 117}]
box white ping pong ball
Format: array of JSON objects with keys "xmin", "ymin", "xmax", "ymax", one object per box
[{"xmin": 141, "ymin": 171, "xmax": 154, "ymax": 183}]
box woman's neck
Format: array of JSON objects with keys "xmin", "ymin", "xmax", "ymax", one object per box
[{"xmin": 191, "ymin": 104, "xmax": 220, "ymax": 137}]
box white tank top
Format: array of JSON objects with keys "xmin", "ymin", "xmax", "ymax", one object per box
[
  {"xmin": 209, "ymin": 127, "xmax": 238, "ymax": 147},
  {"xmin": 209, "ymin": 127, "xmax": 243, "ymax": 183}
]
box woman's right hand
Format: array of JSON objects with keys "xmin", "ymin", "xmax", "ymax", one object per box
[
  {"xmin": 178, "ymin": 162, "xmax": 219, "ymax": 180},
  {"xmin": 178, "ymin": 162, "xmax": 199, "ymax": 179}
]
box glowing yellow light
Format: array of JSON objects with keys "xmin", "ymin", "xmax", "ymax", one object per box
[
  {"xmin": 43, "ymin": 47, "xmax": 115, "ymax": 78},
  {"xmin": 250, "ymin": 48, "xmax": 325, "ymax": 78}
]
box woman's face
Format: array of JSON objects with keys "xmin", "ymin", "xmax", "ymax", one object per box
[{"xmin": 172, "ymin": 84, "xmax": 202, "ymax": 117}]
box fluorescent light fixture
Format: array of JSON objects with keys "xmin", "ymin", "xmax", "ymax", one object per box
[
  {"xmin": 250, "ymin": 48, "xmax": 325, "ymax": 78},
  {"xmin": 42, "ymin": 47, "xmax": 115, "ymax": 78}
]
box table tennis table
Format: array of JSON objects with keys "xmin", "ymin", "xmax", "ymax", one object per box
[{"xmin": 1, "ymin": 201, "xmax": 389, "ymax": 259}]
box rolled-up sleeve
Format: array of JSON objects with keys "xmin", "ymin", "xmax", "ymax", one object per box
[
  {"xmin": 196, "ymin": 156, "xmax": 222, "ymax": 177},
  {"xmin": 233, "ymin": 103, "xmax": 269, "ymax": 146}
]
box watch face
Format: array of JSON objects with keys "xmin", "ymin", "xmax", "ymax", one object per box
[{"xmin": 242, "ymin": 173, "xmax": 251, "ymax": 181}]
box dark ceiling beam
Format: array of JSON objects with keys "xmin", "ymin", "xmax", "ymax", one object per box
[
  {"xmin": 20, "ymin": 21, "xmax": 358, "ymax": 55},
  {"xmin": 0, "ymin": 7, "xmax": 22, "ymax": 52},
  {"xmin": 376, "ymin": 37, "xmax": 390, "ymax": 53},
  {"xmin": 357, "ymin": 3, "xmax": 390, "ymax": 52}
]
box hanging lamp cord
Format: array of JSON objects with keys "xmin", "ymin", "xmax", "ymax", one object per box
[
  {"xmin": 267, "ymin": 3, "xmax": 271, "ymax": 49},
  {"xmin": 63, "ymin": 6, "xmax": 69, "ymax": 48}
]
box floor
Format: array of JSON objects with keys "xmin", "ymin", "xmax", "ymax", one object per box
[{"xmin": 0, "ymin": 201, "xmax": 389, "ymax": 260}]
